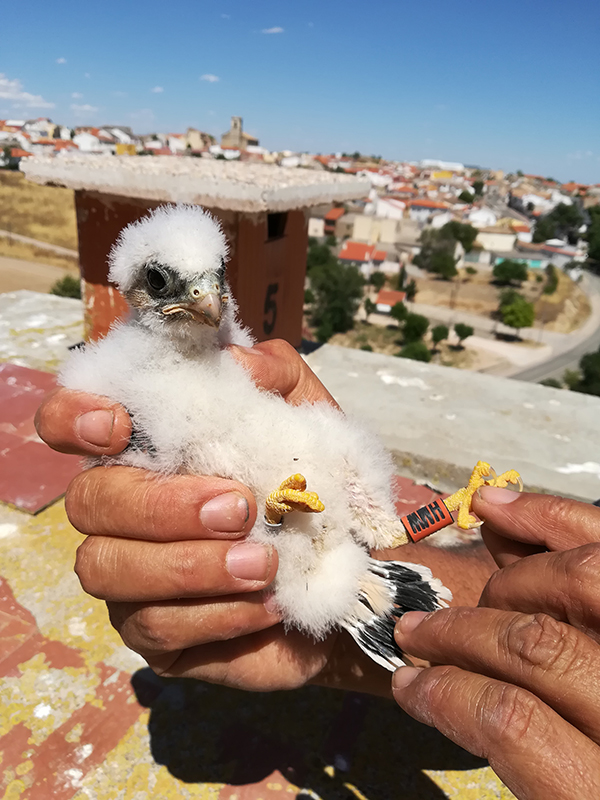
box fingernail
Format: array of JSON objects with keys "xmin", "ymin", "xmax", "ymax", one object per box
[
  {"xmin": 75, "ymin": 410, "xmax": 114, "ymax": 447},
  {"xmin": 478, "ymin": 486, "xmax": 520, "ymax": 505},
  {"xmin": 398, "ymin": 611, "xmax": 429, "ymax": 635},
  {"xmin": 200, "ymin": 492, "xmax": 249, "ymax": 534},
  {"xmin": 392, "ymin": 667, "xmax": 423, "ymax": 691},
  {"xmin": 226, "ymin": 543, "xmax": 271, "ymax": 581},
  {"xmin": 263, "ymin": 591, "xmax": 280, "ymax": 615}
]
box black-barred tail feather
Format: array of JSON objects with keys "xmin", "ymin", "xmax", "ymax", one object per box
[{"xmin": 342, "ymin": 559, "xmax": 452, "ymax": 672}]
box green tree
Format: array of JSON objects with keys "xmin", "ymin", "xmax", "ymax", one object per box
[
  {"xmin": 304, "ymin": 288, "xmax": 315, "ymax": 304},
  {"xmin": 465, "ymin": 266, "xmax": 477, "ymax": 278},
  {"xmin": 499, "ymin": 287, "xmax": 521, "ymax": 309},
  {"xmin": 532, "ymin": 203, "xmax": 584, "ymax": 244},
  {"xmin": 458, "ymin": 190, "xmax": 475, "ymax": 203},
  {"xmin": 431, "ymin": 324, "xmax": 449, "ymax": 349},
  {"xmin": 493, "ymin": 260, "xmax": 528, "ymax": 285},
  {"xmin": 310, "ymin": 260, "xmax": 364, "ymax": 341},
  {"xmin": 398, "ymin": 341, "xmax": 431, "ymax": 362},
  {"xmin": 370, "ymin": 270, "xmax": 386, "ymax": 291},
  {"xmin": 430, "ymin": 250, "xmax": 458, "ymax": 280},
  {"xmin": 574, "ymin": 351, "xmax": 600, "ymax": 396},
  {"xmin": 543, "ymin": 264, "xmax": 559, "ymax": 295},
  {"xmin": 307, "ymin": 242, "xmax": 336, "ymax": 275},
  {"xmin": 404, "ymin": 278, "xmax": 417, "ymax": 302},
  {"xmin": 517, "ymin": 169, "xmax": 524, "ymax": 177},
  {"xmin": 403, "ymin": 313, "xmax": 429, "ymax": 343},
  {"xmin": 50, "ymin": 275, "xmax": 81, "ymax": 298},
  {"xmin": 585, "ymin": 206, "xmax": 600, "ymax": 263},
  {"xmin": 563, "ymin": 368, "xmax": 581, "ymax": 390},
  {"xmin": 473, "ymin": 180, "xmax": 484, "ymax": 196},
  {"xmin": 501, "ymin": 295, "xmax": 535, "ymax": 334},
  {"xmin": 440, "ymin": 221, "xmax": 478, "ymax": 252},
  {"xmin": 390, "ymin": 301, "xmax": 407, "ymax": 324},
  {"xmin": 397, "ymin": 265, "xmax": 407, "ymax": 290},
  {"xmin": 364, "ymin": 297, "xmax": 376, "ymax": 322},
  {"xmin": 540, "ymin": 378, "xmax": 562, "ymax": 389},
  {"xmin": 325, "ymin": 234, "xmax": 337, "ymax": 247},
  {"xmin": 454, "ymin": 323, "xmax": 474, "ymax": 346},
  {"xmin": 414, "ymin": 228, "xmax": 453, "ymax": 272}
]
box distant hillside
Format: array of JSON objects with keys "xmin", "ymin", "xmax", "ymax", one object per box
[{"xmin": 0, "ymin": 171, "xmax": 77, "ymax": 250}]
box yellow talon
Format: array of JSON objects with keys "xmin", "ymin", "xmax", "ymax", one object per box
[
  {"xmin": 265, "ymin": 474, "xmax": 325, "ymax": 525},
  {"xmin": 445, "ymin": 461, "xmax": 523, "ymax": 531}
]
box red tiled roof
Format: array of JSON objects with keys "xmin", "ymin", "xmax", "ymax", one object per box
[
  {"xmin": 339, "ymin": 241, "xmax": 387, "ymax": 263},
  {"xmin": 10, "ymin": 148, "xmax": 32, "ymax": 158},
  {"xmin": 377, "ymin": 289, "xmax": 406, "ymax": 306},
  {"xmin": 54, "ymin": 141, "xmax": 78, "ymax": 150},
  {"xmin": 324, "ymin": 207, "xmax": 346, "ymax": 221},
  {"xmin": 409, "ymin": 199, "xmax": 449, "ymax": 210}
]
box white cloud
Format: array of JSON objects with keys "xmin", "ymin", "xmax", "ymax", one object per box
[
  {"xmin": 71, "ymin": 92, "xmax": 83, "ymax": 99},
  {"xmin": 0, "ymin": 74, "xmax": 54, "ymax": 108},
  {"xmin": 262, "ymin": 26, "xmax": 284, "ymax": 34},
  {"xmin": 56, "ymin": 57, "xmax": 67, "ymax": 64},
  {"xmin": 200, "ymin": 74, "xmax": 219, "ymax": 83},
  {"xmin": 150, "ymin": 86, "xmax": 164, "ymax": 93},
  {"xmin": 71, "ymin": 103, "xmax": 98, "ymax": 114},
  {"xmin": 221, "ymin": 13, "xmax": 231, "ymax": 18}
]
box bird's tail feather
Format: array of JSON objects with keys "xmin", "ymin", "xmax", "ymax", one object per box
[{"xmin": 342, "ymin": 558, "xmax": 452, "ymax": 672}]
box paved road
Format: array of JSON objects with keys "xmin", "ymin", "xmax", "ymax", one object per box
[
  {"xmin": 0, "ymin": 254, "xmax": 74, "ymax": 294},
  {"xmin": 0, "ymin": 228, "xmax": 77, "ymax": 257},
  {"xmin": 511, "ymin": 273, "xmax": 600, "ymax": 382}
]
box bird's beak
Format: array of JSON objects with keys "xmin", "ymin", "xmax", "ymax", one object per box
[
  {"xmin": 191, "ymin": 292, "xmax": 222, "ymax": 327},
  {"xmin": 162, "ymin": 287, "xmax": 223, "ymax": 328}
]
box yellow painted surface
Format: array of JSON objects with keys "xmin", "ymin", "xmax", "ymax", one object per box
[{"xmin": 0, "ymin": 498, "xmax": 516, "ymax": 799}]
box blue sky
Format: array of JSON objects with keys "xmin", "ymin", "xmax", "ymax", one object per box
[{"xmin": 2, "ymin": 0, "xmax": 599, "ymax": 182}]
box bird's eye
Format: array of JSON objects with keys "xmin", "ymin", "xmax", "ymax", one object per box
[{"xmin": 146, "ymin": 267, "xmax": 167, "ymax": 292}]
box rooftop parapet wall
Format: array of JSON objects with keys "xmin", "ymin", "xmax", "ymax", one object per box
[
  {"xmin": 305, "ymin": 345, "xmax": 600, "ymax": 502},
  {"xmin": 21, "ymin": 155, "xmax": 371, "ymax": 214}
]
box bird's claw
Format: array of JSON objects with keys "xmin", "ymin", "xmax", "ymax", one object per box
[
  {"xmin": 265, "ymin": 474, "xmax": 325, "ymax": 525},
  {"xmin": 444, "ymin": 461, "xmax": 523, "ymax": 531}
]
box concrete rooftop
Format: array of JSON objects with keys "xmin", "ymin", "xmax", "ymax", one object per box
[
  {"xmin": 305, "ymin": 345, "xmax": 600, "ymax": 502},
  {"xmin": 22, "ymin": 156, "xmax": 371, "ymax": 213}
]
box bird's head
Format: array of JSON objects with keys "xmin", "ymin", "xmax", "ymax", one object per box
[{"xmin": 109, "ymin": 205, "xmax": 231, "ymax": 338}]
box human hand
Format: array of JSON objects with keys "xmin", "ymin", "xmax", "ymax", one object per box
[
  {"xmin": 35, "ymin": 340, "xmax": 355, "ymax": 692},
  {"xmin": 392, "ymin": 489, "xmax": 600, "ymax": 799}
]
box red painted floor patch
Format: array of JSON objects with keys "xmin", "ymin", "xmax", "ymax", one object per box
[
  {"xmin": 0, "ymin": 363, "xmax": 81, "ymax": 513},
  {"xmin": 0, "ymin": 577, "xmax": 144, "ymax": 798}
]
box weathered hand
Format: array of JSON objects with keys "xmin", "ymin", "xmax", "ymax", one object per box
[
  {"xmin": 392, "ymin": 488, "xmax": 600, "ymax": 800},
  {"xmin": 35, "ymin": 340, "xmax": 344, "ymax": 691},
  {"xmin": 36, "ymin": 338, "xmax": 492, "ymax": 695}
]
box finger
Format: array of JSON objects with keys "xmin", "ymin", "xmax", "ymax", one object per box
[
  {"xmin": 35, "ymin": 388, "xmax": 132, "ymax": 456},
  {"xmin": 65, "ymin": 466, "xmax": 256, "ymax": 541},
  {"xmin": 158, "ymin": 626, "xmax": 334, "ymax": 692},
  {"xmin": 229, "ymin": 339, "xmax": 340, "ymax": 408},
  {"xmin": 392, "ymin": 664, "xmax": 600, "ymax": 800},
  {"xmin": 395, "ymin": 605, "xmax": 600, "ymax": 744},
  {"xmin": 107, "ymin": 593, "xmax": 280, "ymax": 660},
  {"xmin": 473, "ymin": 488, "xmax": 600, "ymax": 565},
  {"xmin": 75, "ymin": 535, "xmax": 278, "ymax": 601},
  {"xmin": 480, "ymin": 543, "xmax": 600, "ymax": 642}
]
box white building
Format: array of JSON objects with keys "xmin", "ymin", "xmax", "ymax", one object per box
[{"xmin": 468, "ymin": 207, "xmax": 497, "ymax": 228}]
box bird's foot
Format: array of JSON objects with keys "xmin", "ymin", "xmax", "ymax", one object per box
[
  {"xmin": 444, "ymin": 461, "xmax": 523, "ymax": 530},
  {"xmin": 265, "ymin": 474, "xmax": 325, "ymax": 526}
]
